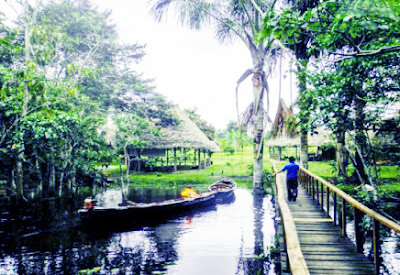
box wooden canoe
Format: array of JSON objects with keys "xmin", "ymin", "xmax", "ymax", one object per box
[
  {"xmin": 78, "ymin": 191, "xmax": 217, "ymax": 226},
  {"xmin": 208, "ymin": 178, "xmax": 237, "ymax": 202}
]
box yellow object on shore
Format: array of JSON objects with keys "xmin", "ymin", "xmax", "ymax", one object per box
[{"xmin": 181, "ymin": 187, "xmax": 199, "ymax": 198}]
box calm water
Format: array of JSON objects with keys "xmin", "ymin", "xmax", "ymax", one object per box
[{"xmin": 0, "ymin": 188, "xmax": 277, "ymax": 274}]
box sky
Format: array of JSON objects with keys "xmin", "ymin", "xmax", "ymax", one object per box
[
  {"xmin": 4, "ymin": 0, "xmax": 298, "ymax": 130},
  {"xmin": 95, "ymin": 0, "xmax": 300, "ymax": 130}
]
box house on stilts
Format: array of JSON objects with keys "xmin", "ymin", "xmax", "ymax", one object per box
[{"xmin": 127, "ymin": 108, "xmax": 220, "ymax": 172}]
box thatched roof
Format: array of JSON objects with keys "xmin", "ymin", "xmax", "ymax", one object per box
[
  {"xmin": 266, "ymin": 129, "xmax": 333, "ymax": 147},
  {"xmin": 136, "ymin": 108, "xmax": 220, "ymax": 152},
  {"xmin": 267, "ymin": 99, "xmax": 333, "ymax": 147},
  {"xmin": 270, "ymin": 99, "xmax": 296, "ymax": 139}
]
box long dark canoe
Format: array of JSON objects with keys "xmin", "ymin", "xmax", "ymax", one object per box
[
  {"xmin": 78, "ymin": 191, "xmax": 217, "ymax": 226},
  {"xmin": 208, "ymin": 178, "xmax": 237, "ymax": 202}
]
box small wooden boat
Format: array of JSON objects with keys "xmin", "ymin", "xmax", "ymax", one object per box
[
  {"xmin": 208, "ymin": 178, "xmax": 237, "ymax": 202},
  {"xmin": 78, "ymin": 191, "xmax": 217, "ymax": 226}
]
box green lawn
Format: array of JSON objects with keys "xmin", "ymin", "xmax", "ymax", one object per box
[
  {"xmin": 102, "ymin": 147, "xmax": 400, "ymax": 194},
  {"xmin": 102, "ymin": 147, "xmax": 273, "ymax": 190}
]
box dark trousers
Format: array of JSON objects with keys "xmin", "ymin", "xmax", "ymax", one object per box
[{"xmin": 286, "ymin": 178, "xmax": 298, "ymax": 201}]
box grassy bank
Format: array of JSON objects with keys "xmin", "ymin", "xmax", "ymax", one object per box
[
  {"xmin": 102, "ymin": 147, "xmax": 274, "ymax": 191},
  {"xmin": 103, "ymin": 148, "xmax": 400, "ymax": 195}
]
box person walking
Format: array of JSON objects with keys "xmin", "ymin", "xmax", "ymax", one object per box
[{"xmin": 273, "ymin": 157, "xmax": 300, "ymax": 201}]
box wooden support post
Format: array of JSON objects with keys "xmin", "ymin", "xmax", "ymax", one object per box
[
  {"xmin": 198, "ymin": 149, "xmax": 201, "ymax": 168},
  {"xmin": 179, "ymin": 148, "xmax": 183, "ymax": 167},
  {"xmin": 354, "ymin": 208, "xmax": 364, "ymax": 253},
  {"xmin": 373, "ymin": 219, "xmax": 381, "ymax": 275},
  {"xmin": 333, "ymin": 193, "xmax": 337, "ymax": 225},
  {"xmin": 341, "ymin": 198, "xmax": 347, "ymax": 237},
  {"xmin": 312, "ymin": 177, "xmax": 315, "ymax": 200},
  {"xmin": 326, "ymin": 188, "xmax": 330, "ymax": 218},
  {"xmin": 173, "ymin": 148, "xmax": 177, "ymax": 172},
  {"xmin": 321, "ymin": 183, "xmax": 324, "ymax": 211},
  {"xmin": 316, "ymin": 178, "xmax": 319, "ymax": 205}
]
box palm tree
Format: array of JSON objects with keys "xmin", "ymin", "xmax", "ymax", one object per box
[{"xmin": 150, "ymin": 0, "xmax": 279, "ymax": 189}]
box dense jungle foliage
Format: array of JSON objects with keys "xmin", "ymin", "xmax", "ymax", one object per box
[{"xmin": 0, "ymin": 0, "xmax": 181, "ymax": 198}]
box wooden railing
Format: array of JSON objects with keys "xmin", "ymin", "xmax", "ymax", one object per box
[
  {"xmin": 299, "ymin": 167, "xmax": 400, "ymax": 275},
  {"xmin": 272, "ymin": 163, "xmax": 309, "ymax": 275}
]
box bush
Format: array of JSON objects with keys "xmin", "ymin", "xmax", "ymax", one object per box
[{"xmin": 223, "ymin": 146, "xmax": 235, "ymax": 154}]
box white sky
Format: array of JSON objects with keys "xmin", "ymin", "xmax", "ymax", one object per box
[
  {"xmin": 3, "ymin": 0, "xmax": 298, "ymax": 130},
  {"xmin": 96, "ymin": 0, "xmax": 299, "ymax": 130}
]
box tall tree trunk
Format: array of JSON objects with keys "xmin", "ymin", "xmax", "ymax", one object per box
[
  {"xmin": 336, "ymin": 91, "xmax": 348, "ymax": 177},
  {"xmin": 59, "ymin": 172, "xmax": 64, "ymax": 197},
  {"xmin": 15, "ymin": 159, "xmax": 24, "ymax": 197},
  {"xmin": 297, "ymin": 60, "xmax": 309, "ymax": 168},
  {"xmin": 252, "ymin": 68, "xmax": 265, "ymax": 189},
  {"xmin": 336, "ymin": 132, "xmax": 347, "ymax": 177},
  {"xmin": 15, "ymin": 0, "xmax": 43, "ymax": 198},
  {"xmin": 296, "ymin": 56, "xmax": 309, "ymax": 169},
  {"xmin": 49, "ymin": 146, "xmax": 56, "ymax": 193},
  {"xmin": 15, "ymin": 2, "xmax": 33, "ymax": 198},
  {"xmin": 124, "ymin": 142, "xmax": 130, "ymax": 192},
  {"xmin": 354, "ymin": 96, "xmax": 368, "ymax": 183},
  {"xmin": 33, "ymin": 146, "xmax": 43, "ymax": 197}
]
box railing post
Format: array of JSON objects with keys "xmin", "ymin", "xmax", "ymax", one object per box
[
  {"xmin": 354, "ymin": 208, "xmax": 364, "ymax": 253},
  {"xmin": 341, "ymin": 198, "xmax": 347, "ymax": 237},
  {"xmin": 326, "ymin": 188, "xmax": 330, "ymax": 218},
  {"xmin": 316, "ymin": 178, "xmax": 319, "ymax": 204},
  {"xmin": 321, "ymin": 183, "xmax": 324, "ymax": 211},
  {"xmin": 311, "ymin": 176, "xmax": 315, "ymax": 200},
  {"xmin": 373, "ymin": 219, "xmax": 381, "ymax": 275},
  {"xmin": 333, "ymin": 193, "xmax": 337, "ymax": 225}
]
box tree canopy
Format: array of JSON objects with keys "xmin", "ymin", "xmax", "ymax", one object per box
[
  {"xmin": 260, "ymin": 0, "xmax": 400, "ymax": 187},
  {"xmin": 0, "ymin": 0, "xmax": 184, "ymax": 198}
]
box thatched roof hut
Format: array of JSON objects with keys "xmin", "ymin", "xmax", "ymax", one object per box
[
  {"xmin": 266, "ymin": 99, "xmax": 333, "ymax": 160},
  {"xmin": 136, "ymin": 108, "xmax": 220, "ymax": 152},
  {"xmin": 128, "ymin": 108, "xmax": 219, "ymax": 172},
  {"xmin": 266, "ymin": 129, "xmax": 332, "ymax": 147}
]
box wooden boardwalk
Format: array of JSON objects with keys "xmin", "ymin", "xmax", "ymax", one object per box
[{"xmin": 276, "ymin": 173, "xmax": 376, "ymax": 275}]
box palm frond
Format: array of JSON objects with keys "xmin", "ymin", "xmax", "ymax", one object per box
[
  {"xmin": 239, "ymin": 101, "xmax": 270, "ymax": 133},
  {"xmin": 150, "ymin": 0, "xmax": 174, "ymax": 22}
]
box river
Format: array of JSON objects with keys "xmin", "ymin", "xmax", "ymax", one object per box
[{"xmin": 0, "ymin": 188, "xmax": 278, "ymax": 274}]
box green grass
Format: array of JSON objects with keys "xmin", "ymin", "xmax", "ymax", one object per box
[
  {"xmin": 100, "ymin": 147, "xmax": 400, "ymax": 194},
  {"xmin": 378, "ymin": 165, "xmax": 400, "ymax": 179},
  {"xmin": 102, "ymin": 146, "xmax": 274, "ymax": 190},
  {"xmin": 308, "ymin": 161, "xmax": 336, "ymax": 178}
]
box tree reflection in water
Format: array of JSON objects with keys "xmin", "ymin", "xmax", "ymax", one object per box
[
  {"xmin": 236, "ymin": 190, "xmax": 276, "ymax": 275},
  {"xmin": 0, "ymin": 188, "xmax": 278, "ymax": 274}
]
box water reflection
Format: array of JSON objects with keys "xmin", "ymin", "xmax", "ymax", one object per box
[{"xmin": 0, "ymin": 188, "xmax": 277, "ymax": 274}]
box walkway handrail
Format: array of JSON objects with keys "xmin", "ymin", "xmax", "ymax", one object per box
[
  {"xmin": 273, "ymin": 163, "xmax": 309, "ymax": 275},
  {"xmin": 300, "ymin": 167, "xmax": 400, "ymax": 233},
  {"xmin": 299, "ymin": 166, "xmax": 400, "ymax": 275}
]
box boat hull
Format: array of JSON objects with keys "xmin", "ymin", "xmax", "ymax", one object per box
[
  {"xmin": 208, "ymin": 178, "xmax": 237, "ymax": 203},
  {"xmin": 79, "ymin": 191, "xmax": 217, "ymax": 227}
]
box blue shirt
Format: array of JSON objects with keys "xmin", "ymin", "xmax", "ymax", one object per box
[{"xmin": 281, "ymin": 162, "xmax": 299, "ymax": 180}]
